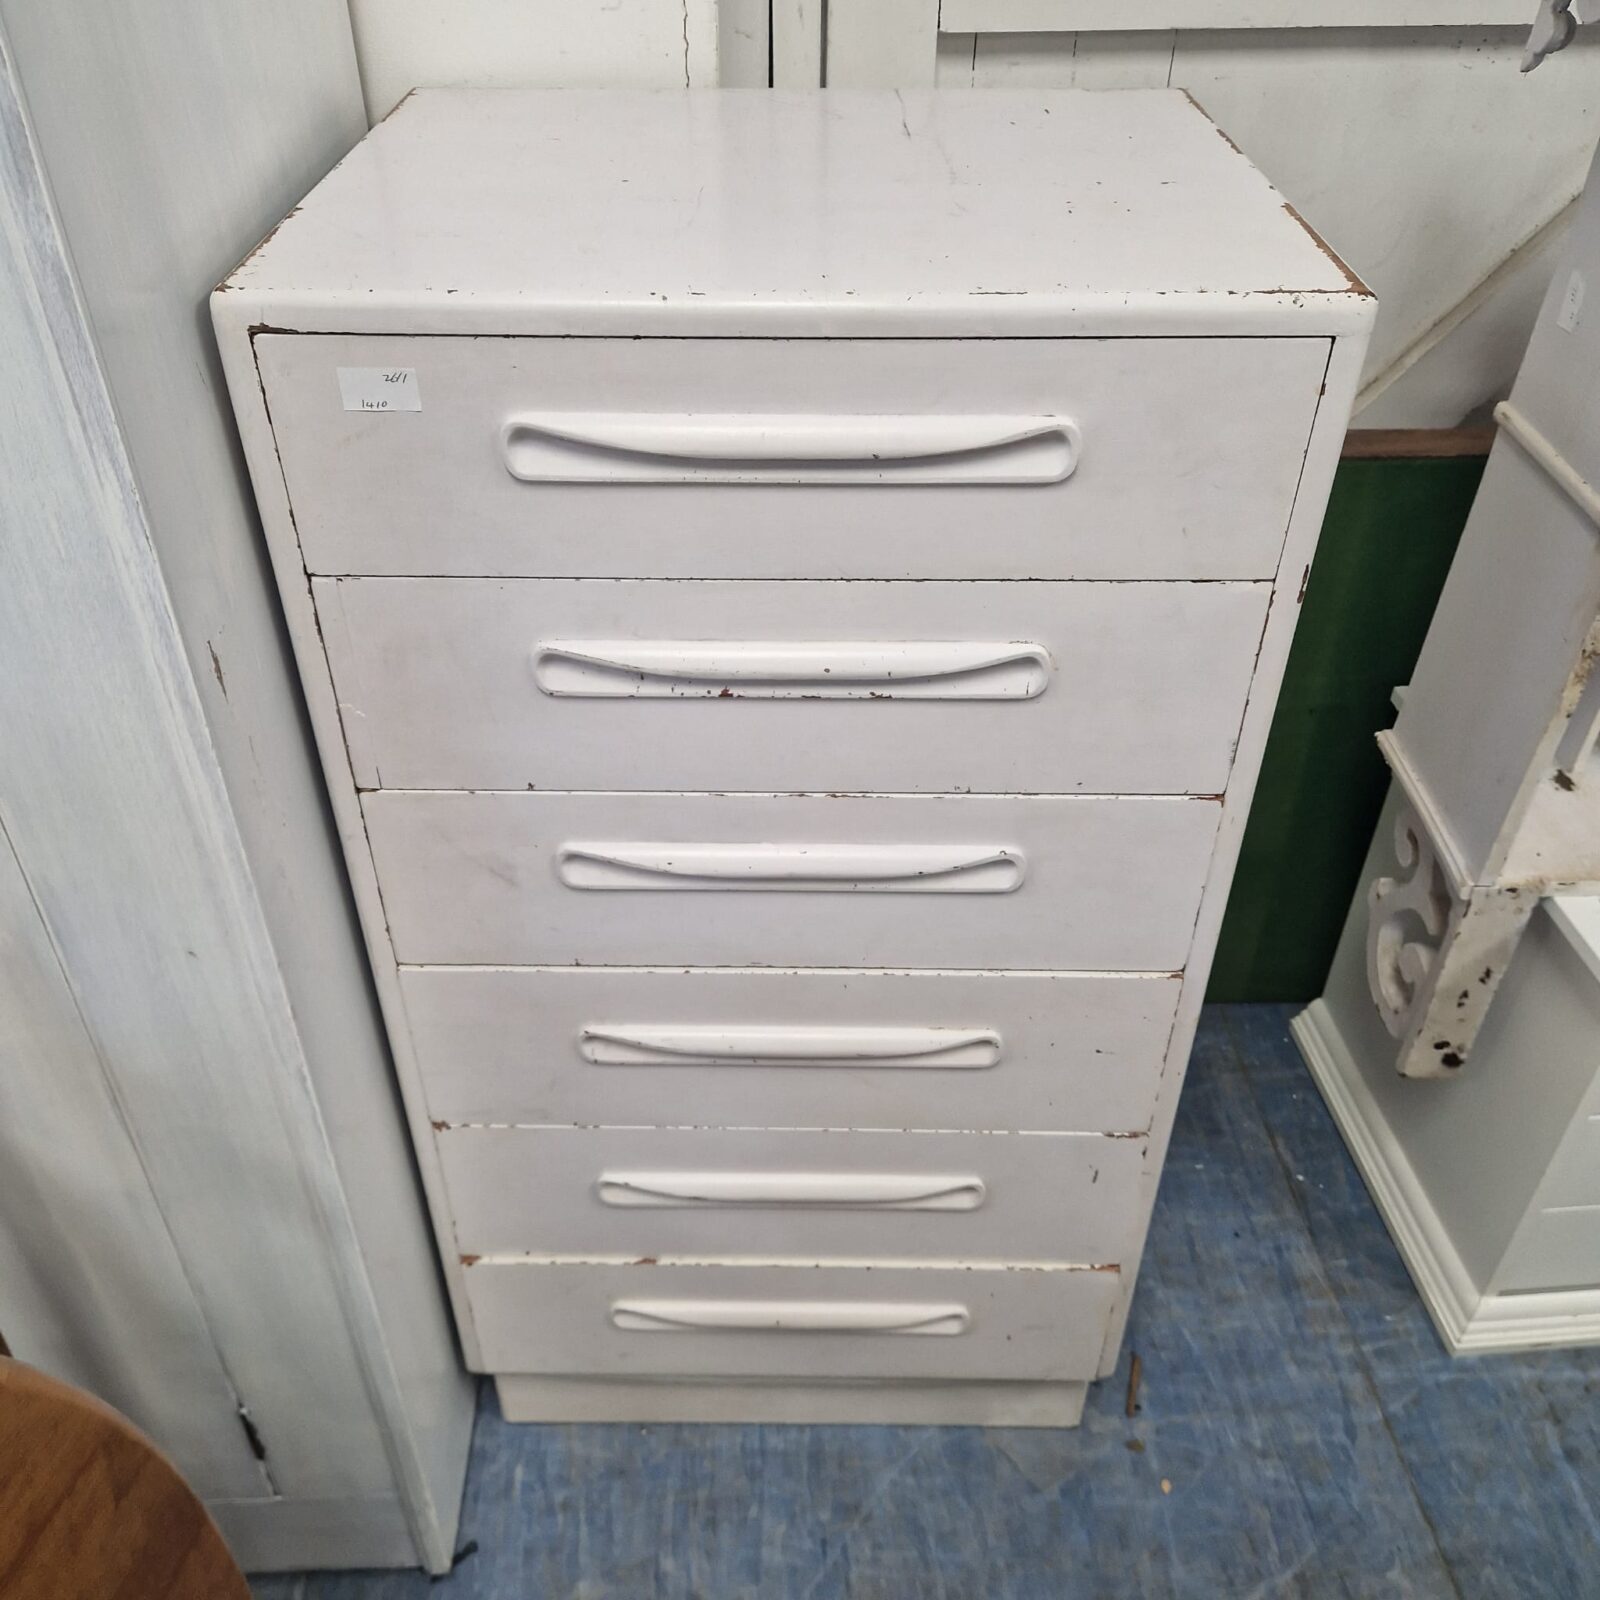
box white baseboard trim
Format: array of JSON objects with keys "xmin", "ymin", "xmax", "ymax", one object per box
[
  {"xmin": 496, "ymin": 1375, "xmax": 1088, "ymax": 1428},
  {"xmin": 1455, "ymin": 1286, "xmax": 1600, "ymax": 1350},
  {"xmin": 1293, "ymin": 1001, "xmax": 1600, "ymax": 1354},
  {"xmin": 209, "ymin": 1493, "xmax": 419, "ymax": 1574}
]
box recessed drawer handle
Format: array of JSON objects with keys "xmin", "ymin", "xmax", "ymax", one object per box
[
  {"xmin": 610, "ymin": 1299, "xmax": 972, "ymax": 1336},
  {"xmin": 596, "ymin": 1171, "xmax": 986, "ymax": 1210},
  {"xmin": 579, "ymin": 1024, "xmax": 1002, "ymax": 1069},
  {"xmin": 501, "ymin": 413, "xmax": 1079, "ymax": 485},
  {"xmin": 557, "ymin": 842, "xmax": 1025, "ymax": 893},
  {"xmin": 534, "ymin": 641, "xmax": 1052, "ymax": 700}
]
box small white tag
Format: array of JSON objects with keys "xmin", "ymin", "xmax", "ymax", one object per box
[
  {"xmin": 1557, "ymin": 269, "xmax": 1585, "ymax": 333},
  {"xmin": 337, "ymin": 367, "xmax": 421, "ymax": 412}
]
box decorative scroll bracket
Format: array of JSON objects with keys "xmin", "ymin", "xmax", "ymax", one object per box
[
  {"xmin": 1365, "ymin": 800, "xmax": 1537, "ymax": 1079},
  {"xmin": 1364, "ymin": 394, "xmax": 1600, "ymax": 1078}
]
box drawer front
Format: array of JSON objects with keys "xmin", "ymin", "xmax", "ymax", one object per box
[
  {"xmin": 401, "ymin": 967, "xmax": 1179, "ymax": 1132},
  {"xmin": 463, "ymin": 1259, "xmax": 1119, "ymax": 1381},
  {"xmin": 438, "ymin": 1126, "xmax": 1142, "ymax": 1264},
  {"xmin": 256, "ymin": 333, "xmax": 1327, "ymax": 580},
  {"xmin": 363, "ymin": 791, "xmax": 1220, "ymax": 969},
  {"xmin": 319, "ymin": 577, "xmax": 1267, "ymax": 795}
]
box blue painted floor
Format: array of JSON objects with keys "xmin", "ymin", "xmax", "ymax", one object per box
[{"xmin": 254, "ymin": 1006, "xmax": 1600, "ymax": 1599}]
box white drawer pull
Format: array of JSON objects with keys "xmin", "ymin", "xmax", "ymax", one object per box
[
  {"xmin": 610, "ymin": 1299, "xmax": 972, "ymax": 1336},
  {"xmin": 534, "ymin": 641, "xmax": 1052, "ymax": 699},
  {"xmin": 502, "ymin": 413, "xmax": 1079, "ymax": 485},
  {"xmin": 557, "ymin": 842, "xmax": 1025, "ymax": 894},
  {"xmin": 595, "ymin": 1171, "xmax": 986, "ymax": 1210},
  {"xmin": 579, "ymin": 1024, "xmax": 1002, "ymax": 1069}
]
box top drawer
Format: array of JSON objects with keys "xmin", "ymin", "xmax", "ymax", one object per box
[{"xmin": 254, "ymin": 335, "xmax": 1328, "ymax": 580}]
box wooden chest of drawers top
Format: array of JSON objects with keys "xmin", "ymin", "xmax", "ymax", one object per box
[{"xmin": 217, "ymin": 87, "xmax": 1370, "ymax": 340}]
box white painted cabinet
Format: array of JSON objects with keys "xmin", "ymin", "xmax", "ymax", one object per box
[
  {"xmin": 1296, "ymin": 133, "xmax": 1600, "ymax": 1352},
  {"xmin": 215, "ymin": 88, "xmax": 1369, "ymax": 1425}
]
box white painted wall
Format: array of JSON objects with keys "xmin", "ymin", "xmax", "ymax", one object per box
[
  {"xmin": 933, "ymin": 26, "xmax": 1600, "ymax": 423},
  {"xmin": 346, "ymin": 5, "xmax": 1600, "ymax": 422},
  {"xmin": 349, "ymin": 0, "xmax": 733, "ymax": 118}
]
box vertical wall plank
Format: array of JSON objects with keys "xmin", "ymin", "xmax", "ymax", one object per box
[
  {"xmin": 826, "ymin": 0, "xmax": 940, "ymax": 86},
  {"xmin": 719, "ymin": 0, "xmax": 770, "ymax": 86},
  {"xmin": 773, "ymin": 0, "xmax": 825, "ymax": 87},
  {"xmin": 349, "ymin": 0, "xmax": 722, "ymax": 119},
  {"xmin": 970, "ymin": 30, "xmax": 1176, "ymax": 86}
]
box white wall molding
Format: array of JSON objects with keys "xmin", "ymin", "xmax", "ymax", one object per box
[
  {"xmin": 940, "ymin": 2, "xmax": 1548, "ymax": 32},
  {"xmin": 1296, "ymin": 998, "xmax": 1600, "ymax": 1352},
  {"xmin": 1295, "ymin": 1002, "xmax": 1484, "ymax": 1352},
  {"xmin": 1355, "ymin": 198, "xmax": 1576, "ymax": 425}
]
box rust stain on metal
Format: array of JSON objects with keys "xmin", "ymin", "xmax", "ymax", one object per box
[
  {"xmin": 459, "ymin": 1254, "xmax": 481, "ymax": 1267},
  {"xmin": 1296, "ymin": 564, "xmax": 1311, "ymax": 604},
  {"xmin": 431, "ymin": 1118, "xmax": 450, "ymax": 1131}
]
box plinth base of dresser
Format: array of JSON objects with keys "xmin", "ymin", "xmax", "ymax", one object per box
[{"xmin": 494, "ymin": 1375, "xmax": 1089, "ymax": 1428}]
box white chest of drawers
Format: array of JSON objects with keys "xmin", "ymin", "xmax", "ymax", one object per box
[{"xmin": 215, "ymin": 87, "xmax": 1371, "ymax": 1427}]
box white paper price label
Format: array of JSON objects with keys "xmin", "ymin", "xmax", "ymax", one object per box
[{"xmin": 337, "ymin": 367, "xmax": 421, "ymax": 412}]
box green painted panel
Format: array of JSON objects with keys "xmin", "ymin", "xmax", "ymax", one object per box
[{"xmin": 1208, "ymin": 451, "xmax": 1487, "ymax": 1002}]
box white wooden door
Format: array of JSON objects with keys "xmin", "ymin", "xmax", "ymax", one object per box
[
  {"xmin": 0, "ymin": 6, "xmax": 469, "ymax": 1573},
  {"xmin": 0, "ymin": 833, "xmax": 269, "ymax": 1500}
]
